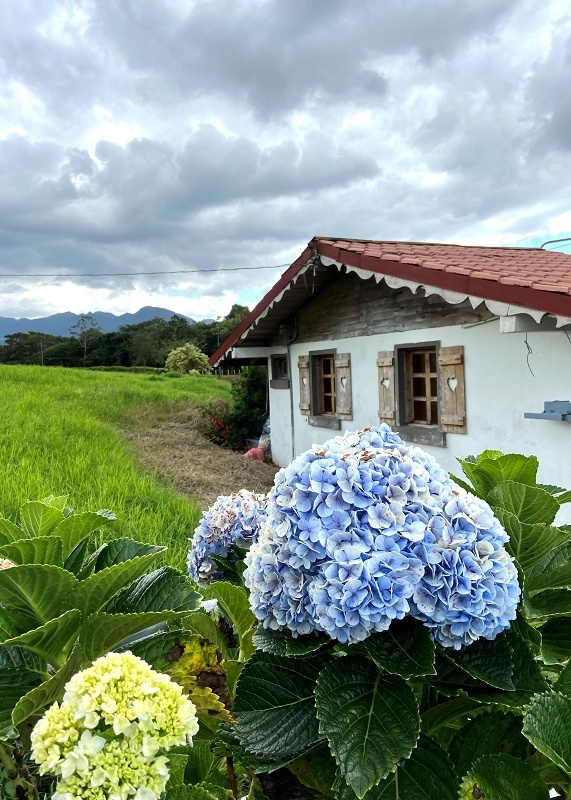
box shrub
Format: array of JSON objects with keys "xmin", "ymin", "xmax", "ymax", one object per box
[
  {"xmin": 165, "ymin": 343, "xmax": 211, "ymax": 374},
  {"xmin": 201, "ymin": 366, "xmax": 268, "ymax": 451}
]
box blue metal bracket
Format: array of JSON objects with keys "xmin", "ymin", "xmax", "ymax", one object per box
[{"xmin": 524, "ymin": 401, "xmax": 571, "ymax": 421}]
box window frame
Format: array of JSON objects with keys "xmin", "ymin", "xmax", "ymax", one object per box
[
  {"xmin": 308, "ymin": 348, "xmax": 341, "ymax": 430},
  {"xmin": 270, "ymin": 354, "xmax": 290, "ymax": 389},
  {"xmin": 395, "ymin": 341, "xmax": 447, "ymax": 447}
]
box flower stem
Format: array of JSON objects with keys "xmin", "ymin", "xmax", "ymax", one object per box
[{"xmin": 0, "ymin": 741, "xmax": 38, "ymax": 800}]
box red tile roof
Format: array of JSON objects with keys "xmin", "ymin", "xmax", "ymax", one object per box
[{"xmin": 210, "ymin": 237, "xmax": 571, "ymax": 366}]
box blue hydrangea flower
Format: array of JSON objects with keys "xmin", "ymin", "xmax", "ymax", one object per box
[
  {"xmin": 244, "ymin": 425, "xmax": 520, "ymax": 648},
  {"xmin": 188, "ymin": 490, "xmax": 268, "ymax": 586}
]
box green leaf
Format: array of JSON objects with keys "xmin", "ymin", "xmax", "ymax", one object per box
[
  {"xmin": 334, "ymin": 735, "xmax": 458, "ymax": 800},
  {"xmin": 0, "ymin": 564, "xmax": 77, "ymax": 631},
  {"xmin": 106, "ymin": 567, "xmax": 201, "ymax": 614},
  {"xmin": 442, "ymin": 632, "xmax": 514, "ymax": 690},
  {"xmin": 494, "ymin": 509, "xmax": 571, "ymax": 573},
  {"xmin": 421, "ymin": 698, "xmax": 484, "ymax": 737},
  {"xmin": 449, "ymin": 712, "xmax": 529, "ymax": 778},
  {"xmin": 93, "ymin": 538, "xmax": 165, "ymax": 570},
  {"xmin": 528, "ymin": 542, "xmax": 571, "ymax": 579},
  {"xmin": 527, "ymin": 562, "xmax": 571, "ymax": 594},
  {"xmin": 11, "ymin": 646, "xmax": 83, "ymax": 727},
  {"xmin": 204, "ymin": 582, "xmax": 257, "ymax": 660},
  {"xmin": 121, "ymin": 628, "xmax": 182, "ymax": 668},
  {"xmin": 63, "ymin": 535, "xmax": 92, "ymax": 576},
  {"xmin": 252, "ymin": 627, "xmax": 332, "ymax": 658},
  {"xmin": 364, "ymin": 618, "xmax": 435, "ymax": 678},
  {"xmin": 0, "ymin": 667, "xmax": 44, "ymax": 733},
  {"xmin": 289, "ymin": 745, "xmax": 337, "ymax": 798},
  {"xmin": 53, "ymin": 511, "xmax": 116, "ymax": 558},
  {"xmin": 19, "ymin": 501, "xmax": 64, "ymax": 538},
  {"xmin": 0, "ymin": 536, "xmax": 64, "ymax": 567},
  {"xmin": 315, "ymin": 655, "xmax": 420, "ymax": 798},
  {"xmin": 556, "ymin": 662, "xmax": 571, "ymax": 696},
  {"xmin": 215, "ymin": 721, "xmax": 305, "ymax": 774},
  {"xmin": 460, "ymin": 455, "xmax": 539, "ymax": 499},
  {"xmin": 523, "ymin": 692, "xmax": 571, "ymax": 777},
  {"xmin": 448, "ymin": 472, "xmax": 476, "ymax": 494},
  {"xmin": 540, "ymin": 618, "xmax": 571, "ymax": 664},
  {"xmin": 65, "ymin": 554, "xmax": 160, "ymax": 617},
  {"xmin": 233, "ymin": 651, "xmax": 326, "ymax": 760},
  {"xmin": 80, "ymin": 611, "xmax": 186, "ymax": 662},
  {"xmin": 182, "ymin": 612, "xmax": 232, "ymax": 660},
  {"xmin": 184, "ymin": 740, "xmax": 216, "ymax": 786},
  {"xmin": 0, "ymin": 518, "xmax": 25, "ymax": 543},
  {"xmin": 488, "ymin": 482, "xmax": 559, "ymax": 525},
  {"xmin": 462, "ymin": 753, "xmax": 549, "ymax": 800},
  {"xmin": 224, "ymin": 660, "xmax": 243, "ymax": 698},
  {"xmin": 0, "ymin": 610, "xmax": 82, "ymax": 666},
  {"xmin": 525, "ymin": 590, "xmax": 571, "ymax": 619}
]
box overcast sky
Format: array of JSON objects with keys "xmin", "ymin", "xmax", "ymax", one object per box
[{"xmin": 1, "ymin": 0, "xmax": 571, "ymax": 320}]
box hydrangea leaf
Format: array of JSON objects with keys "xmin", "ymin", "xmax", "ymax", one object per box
[
  {"xmin": 121, "ymin": 628, "xmax": 183, "ymax": 668},
  {"xmin": 19, "ymin": 501, "xmax": 64, "ymax": 538},
  {"xmin": 0, "ymin": 536, "xmax": 64, "ymax": 567},
  {"xmin": 441, "ymin": 632, "xmax": 515, "ymax": 690},
  {"xmin": 91, "ymin": 538, "xmax": 166, "ymax": 570},
  {"xmin": 65, "ymin": 554, "xmax": 161, "ymax": 617},
  {"xmin": 527, "ymin": 562, "xmax": 571, "ymax": 594},
  {"xmin": 11, "ymin": 645, "xmax": 83, "ymax": 727},
  {"xmin": 63, "ymin": 535, "xmax": 92, "ymax": 576},
  {"xmin": 288, "ymin": 745, "xmax": 337, "ymax": 798},
  {"xmin": 555, "ymin": 662, "xmax": 571, "ymax": 696},
  {"xmin": 79, "ymin": 611, "xmax": 185, "ymax": 662},
  {"xmin": 187, "ymin": 680, "xmax": 233, "ymax": 732},
  {"xmin": 253, "ymin": 627, "xmax": 332, "ymax": 658},
  {"xmin": 460, "ymin": 753, "xmax": 549, "ymax": 800},
  {"xmin": 448, "ymin": 712, "xmax": 529, "ymax": 778},
  {"xmin": 182, "ymin": 611, "xmax": 233, "ymax": 660},
  {"xmin": 332, "ymin": 736, "xmax": 457, "ymax": 800},
  {"xmin": 203, "ymin": 582, "xmax": 257, "ymax": 661},
  {"xmin": 527, "ymin": 542, "xmax": 571, "ymax": 579},
  {"xmin": 459, "ymin": 455, "xmax": 539, "ymax": 499},
  {"xmin": 493, "ymin": 509, "xmax": 571, "ymax": 573},
  {"xmin": 183, "ymin": 740, "xmax": 216, "ymax": 786},
  {"xmin": 165, "ymin": 752, "xmax": 188, "ymax": 789},
  {"xmin": 0, "ymin": 666, "xmax": 44, "ymax": 735},
  {"xmin": 488, "ymin": 482, "xmax": 559, "ymax": 526},
  {"xmin": 105, "ymin": 566, "xmax": 201, "ymax": 614},
  {"xmin": 0, "ymin": 609, "xmax": 82, "ymax": 666},
  {"xmin": 215, "ymin": 722, "xmax": 300, "ymax": 774},
  {"xmin": 539, "ymin": 618, "xmax": 571, "ymax": 664},
  {"xmin": 421, "ymin": 698, "xmax": 485, "ymax": 737},
  {"xmin": 233, "ymin": 651, "xmax": 327, "ymax": 760},
  {"xmin": 0, "ymin": 517, "xmax": 26, "ymax": 543},
  {"xmin": 363, "ymin": 618, "xmax": 436, "ymax": 678},
  {"xmin": 524, "ymin": 590, "xmax": 571, "ymax": 619},
  {"xmin": 52, "ymin": 510, "xmax": 117, "ymax": 558},
  {"xmin": 0, "ymin": 564, "xmax": 77, "ymax": 632},
  {"xmin": 224, "ymin": 660, "xmax": 244, "ymax": 698},
  {"xmin": 315, "ymin": 655, "xmax": 420, "ymax": 798}
]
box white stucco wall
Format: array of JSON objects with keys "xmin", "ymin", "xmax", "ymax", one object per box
[{"xmin": 268, "ymin": 320, "xmax": 571, "ymax": 517}]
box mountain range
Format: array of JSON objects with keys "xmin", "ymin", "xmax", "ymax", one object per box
[{"xmin": 0, "ymin": 307, "xmax": 196, "ymax": 341}]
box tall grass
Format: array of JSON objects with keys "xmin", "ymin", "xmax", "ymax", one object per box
[{"xmin": 0, "ymin": 366, "xmax": 232, "ymax": 569}]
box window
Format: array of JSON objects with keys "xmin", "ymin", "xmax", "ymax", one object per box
[
  {"xmin": 270, "ymin": 354, "xmax": 289, "ymax": 389},
  {"xmin": 298, "ymin": 351, "xmax": 352, "ymax": 429},
  {"xmin": 377, "ymin": 344, "xmax": 466, "ymax": 446}
]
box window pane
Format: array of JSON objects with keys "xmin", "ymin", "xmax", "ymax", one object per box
[
  {"xmin": 323, "ymin": 396, "xmax": 334, "ymax": 413},
  {"xmin": 414, "ymin": 400, "xmax": 428, "ymax": 422},
  {"xmin": 431, "ymin": 401, "xmax": 438, "ymax": 424},
  {"xmin": 322, "ymin": 357, "xmax": 332, "ymax": 373},
  {"xmin": 429, "ymin": 351, "xmax": 437, "ymax": 372},
  {"xmin": 413, "ymin": 377, "xmax": 426, "ymax": 396},
  {"xmin": 323, "ymin": 377, "xmax": 332, "ymax": 393},
  {"xmin": 412, "ymin": 353, "xmax": 425, "ymax": 372},
  {"xmin": 430, "ymin": 377, "xmax": 438, "ymax": 397}
]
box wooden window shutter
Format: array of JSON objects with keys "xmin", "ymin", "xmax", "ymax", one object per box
[
  {"xmin": 439, "ymin": 345, "xmax": 467, "ymax": 434},
  {"xmin": 377, "ymin": 351, "xmax": 396, "ymax": 424},
  {"xmin": 298, "ymin": 355, "xmax": 310, "ymax": 415},
  {"xmin": 335, "ymin": 353, "xmax": 352, "ymax": 420}
]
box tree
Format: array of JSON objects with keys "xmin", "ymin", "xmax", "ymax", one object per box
[
  {"xmin": 165, "ymin": 342, "xmax": 211, "ymax": 373},
  {"xmin": 69, "ymin": 314, "xmax": 102, "ymax": 367}
]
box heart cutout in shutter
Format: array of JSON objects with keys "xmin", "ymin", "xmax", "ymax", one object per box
[
  {"xmin": 302, "ymin": 377, "xmax": 307, "ymax": 386},
  {"xmin": 381, "ymin": 378, "xmax": 390, "ymax": 389},
  {"xmin": 340, "ymin": 376, "xmax": 347, "ymax": 389},
  {"xmin": 447, "ymin": 377, "xmax": 458, "ymax": 392}
]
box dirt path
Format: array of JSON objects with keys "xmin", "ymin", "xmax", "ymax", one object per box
[{"xmin": 122, "ymin": 405, "xmax": 278, "ymax": 509}]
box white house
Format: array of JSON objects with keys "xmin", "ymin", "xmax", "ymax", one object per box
[{"xmin": 210, "ymin": 237, "xmax": 571, "ymax": 496}]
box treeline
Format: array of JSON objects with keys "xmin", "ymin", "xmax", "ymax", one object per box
[{"xmin": 0, "ymin": 305, "xmax": 249, "ymax": 368}]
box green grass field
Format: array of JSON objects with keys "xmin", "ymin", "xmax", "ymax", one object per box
[{"xmin": 0, "ymin": 365, "xmax": 232, "ymax": 570}]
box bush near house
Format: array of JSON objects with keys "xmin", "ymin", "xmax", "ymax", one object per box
[{"xmin": 202, "ymin": 366, "xmax": 268, "ymax": 451}]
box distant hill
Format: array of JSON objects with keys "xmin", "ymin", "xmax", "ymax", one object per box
[{"xmin": 0, "ymin": 307, "xmax": 195, "ymax": 341}]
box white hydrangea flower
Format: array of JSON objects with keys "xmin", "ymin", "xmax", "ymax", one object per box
[{"xmin": 31, "ymin": 652, "xmax": 199, "ymax": 799}]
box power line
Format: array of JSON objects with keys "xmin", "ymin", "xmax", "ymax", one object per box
[{"xmin": 0, "ymin": 262, "xmax": 291, "ymax": 279}]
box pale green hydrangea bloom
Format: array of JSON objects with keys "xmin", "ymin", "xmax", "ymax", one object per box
[{"xmin": 31, "ymin": 651, "xmax": 199, "ymax": 800}]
